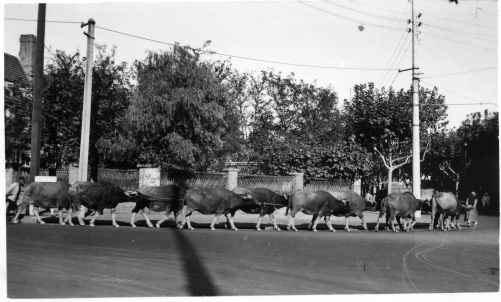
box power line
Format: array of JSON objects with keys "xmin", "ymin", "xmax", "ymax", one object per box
[
  {"xmin": 426, "ymin": 14, "xmax": 497, "ymax": 30},
  {"xmin": 423, "ymin": 23, "xmax": 496, "ymax": 43},
  {"xmin": 421, "ymin": 79, "xmax": 498, "ymax": 107},
  {"xmin": 422, "ymin": 31, "xmax": 497, "ymax": 52},
  {"xmin": 377, "ymin": 30, "xmax": 410, "ymax": 87},
  {"xmin": 96, "ymin": 25, "xmax": 399, "ymax": 71},
  {"xmin": 423, "ymin": 66, "xmax": 497, "ymax": 79},
  {"xmin": 296, "ymin": 1, "xmax": 406, "ymax": 31},
  {"xmin": 4, "ymin": 17, "xmax": 81, "ymax": 24},
  {"xmin": 324, "ymin": 0, "xmax": 407, "ymax": 22}
]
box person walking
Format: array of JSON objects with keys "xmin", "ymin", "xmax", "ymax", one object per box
[
  {"xmin": 481, "ymin": 192, "xmax": 491, "ymax": 214},
  {"xmin": 465, "ymin": 191, "xmax": 478, "ymax": 228},
  {"xmin": 6, "ymin": 177, "xmax": 25, "ymax": 217}
]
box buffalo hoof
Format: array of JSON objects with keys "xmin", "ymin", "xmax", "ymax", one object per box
[
  {"xmin": 312, "ymin": 229, "xmax": 317, "ymax": 232},
  {"xmin": 89, "ymin": 224, "xmax": 95, "ymax": 227},
  {"xmin": 393, "ymin": 229, "xmax": 399, "ymax": 233},
  {"xmin": 155, "ymin": 224, "xmax": 160, "ymax": 228},
  {"xmin": 69, "ymin": 222, "xmax": 74, "ymax": 226},
  {"xmin": 384, "ymin": 227, "xmax": 389, "ymax": 231},
  {"xmin": 131, "ymin": 224, "xmax": 136, "ymax": 228},
  {"xmin": 256, "ymin": 228, "xmax": 262, "ymax": 231},
  {"xmin": 330, "ymin": 229, "xmax": 336, "ymax": 232},
  {"xmin": 374, "ymin": 228, "xmax": 379, "ymax": 232},
  {"xmin": 344, "ymin": 227, "xmax": 351, "ymax": 232},
  {"xmin": 113, "ymin": 224, "xmax": 119, "ymax": 228},
  {"xmin": 60, "ymin": 222, "xmax": 66, "ymax": 226},
  {"xmin": 232, "ymin": 228, "xmax": 239, "ymax": 231},
  {"xmin": 39, "ymin": 220, "xmax": 45, "ymax": 225},
  {"xmin": 210, "ymin": 227, "xmax": 216, "ymax": 231},
  {"xmin": 188, "ymin": 227, "xmax": 194, "ymax": 230},
  {"xmin": 274, "ymin": 227, "xmax": 282, "ymax": 231},
  {"xmin": 11, "ymin": 219, "xmax": 19, "ymax": 224}
]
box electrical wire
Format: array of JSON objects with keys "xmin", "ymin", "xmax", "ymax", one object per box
[
  {"xmin": 296, "ymin": 1, "xmax": 406, "ymax": 31},
  {"xmin": 421, "ymin": 79, "xmax": 498, "ymax": 106},
  {"xmin": 4, "ymin": 17, "xmax": 81, "ymax": 24},
  {"xmin": 377, "ymin": 30, "xmax": 410, "ymax": 87},
  {"xmin": 96, "ymin": 25, "xmax": 400, "ymax": 71},
  {"xmin": 426, "ymin": 14, "xmax": 497, "ymax": 30},
  {"xmin": 423, "ymin": 23, "xmax": 496, "ymax": 43},
  {"xmin": 422, "ymin": 31, "xmax": 497, "ymax": 52},
  {"xmin": 422, "ymin": 66, "xmax": 497, "ymax": 79},
  {"xmin": 324, "ymin": 0, "xmax": 407, "ymax": 22}
]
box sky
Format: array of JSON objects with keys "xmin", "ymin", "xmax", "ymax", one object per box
[{"xmin": 2, "ymin": 0, "xmax": 498, "ymax": 128}]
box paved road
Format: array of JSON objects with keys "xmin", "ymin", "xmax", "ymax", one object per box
[{"xmin": 6, "ymin": 212, "xmax": 499, "ymax": 298}]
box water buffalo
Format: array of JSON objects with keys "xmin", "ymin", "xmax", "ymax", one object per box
[
  {"xmin": 429, "ymin": 192, "xmax": 463, "ymax": 231},
  {"xmin": 286, "ymin": 190, "xmax": 351, "ymax": 232},
  {"xmin": 12, "ymin": 182, "xmax": 74, "ymax": 225},
  {"xmin": 130, "ymin": 184, "xmax": 186, "ymax": 228},
  {"xmin": 69, "ymin": 181, "xmax": 139, "ymax": 227},
  {"xmin": 235, "ymin": 187, "xmax": 288, "ymax": 231},
  {"xmin": 178, "ymin": 187, "xmax": 255, "ymax": 231},
  {"xmin": 328, "ymin": 190, "xmax": 377, "ymax": 231},
  {"xmin": 374, "ymin": 192, "xmax": 425, "ymax": 232}
]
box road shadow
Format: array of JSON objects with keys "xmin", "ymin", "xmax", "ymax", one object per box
[{"xmin": 172, "ymin": 229, "xmax": 220, "ymax": 296}]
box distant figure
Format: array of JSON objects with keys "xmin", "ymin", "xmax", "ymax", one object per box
[
  {"xmin": 481, "ymin": 192, "xmax": 491, "ymax": 213},
  {"xmin": 6, "ymin": 177, "xmax": 25, "ymax": 216},
  {"xmin": 465, "ymin": 191, "xmax": 478, "ymax": 228},
  {"xmin": 365, "ymin": 192, "xmax": 375, "ymax": 204}
]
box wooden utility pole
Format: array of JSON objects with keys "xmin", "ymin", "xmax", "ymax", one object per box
[
  {"xmin": 78, "ymin": 18, "xmax": 95, "ymax": 182},
  {"xmin": 411, "ymin": 0, "xmax": 421, "ymax": 199},
  {"xmin": 29, "ymin": 3, "xmax": 46, "ymax": 183}
]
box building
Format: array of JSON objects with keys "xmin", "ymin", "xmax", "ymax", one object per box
[{"xmin": 4, "ymin": 34, "xmax": 37, "ymax": 184}]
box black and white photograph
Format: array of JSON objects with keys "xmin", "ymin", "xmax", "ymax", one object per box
[{"xmin": 1, "ymin": 0, "xmax": 499, "ymax": 299}]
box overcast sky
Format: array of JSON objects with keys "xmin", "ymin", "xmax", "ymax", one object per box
[{"xmin": 2, "ymin": 0, "xmax": 498, "ymax": 128}]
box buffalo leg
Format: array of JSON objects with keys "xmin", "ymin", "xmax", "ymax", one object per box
[
  {"xmin": 64, "ymin": 208, "xmax": 74, "ymax": 226},
  {"xmin": 155, "ymin": 212, "xmax": 169, "ymax": 228},
  {"xmin": 111, "ymin": 208, "xmax": 119, "ymax": 228},
  {"xmin": 396, "ymin": 216, "xmax": 405, "ymax": 231},
  {"xmin": 77, "ymin": 206, "xmax": 87, "ymax": 226},
  {"xmin": 33, "ymin": 206, "xmax": 45, "ymax": 224},
  {"xmin": 389, "ymin": 214, "xmax": 398, "ymax": 232},
  {"xmin": 344, "ymin": 216, "xmax": 351, "ymax": 231},
  {"xmin": 359, "ymin": 213, "xmax": 368, "ymax": 231},
  {"xmin": 210, "ymin": 215, "xmax": 219, "ymax": 231},
  {"xmin": 89, "ymin": 211, "xmax": 101, "ymax": 227},
  {"xmin": 308, "ymin": 214, "xmax": 318, "ymax": 230},
  {"xmin": 270, "ymin": 213, "xmax": 281, "ymax": 231},
  {"xmin": 58, "ymin": 209, "xmax": 65, "ymax": 225},
  {"xmin": 256, "ymin": 212, "xmax": 264, "ymax": 231},
  {"xmin": 374, "ymin": 212, "xmax": 384, "ymax": 232},
  {"xmin": 326, "ymin": 216, "xmax": 336, "ymax": 232},
  {"xmin": 311, "ymin": 214, "xmax": 322, "ymax": 232},
  {"xmin": 186, "ymin": 215, "xmax": 194, "ymax": 230},
  {"xmin": 227, "ymin": 212, "xmax": 238, "ymax": 231},
  {"xmin": 286, "ymin": 211, "xmax": 298, "ymax": 232},
  {"xmin": 140, "ymin": 209, "xmax": 155, "ymax": 228}
]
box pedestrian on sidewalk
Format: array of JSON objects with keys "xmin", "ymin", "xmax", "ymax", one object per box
[{"xmin": 465, "ymin": 191, "xmax": 478, "ymax": 228}]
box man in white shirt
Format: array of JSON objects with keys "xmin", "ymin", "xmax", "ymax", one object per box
[{"xmin": 6, "ymin": 177, "xmax": 25, "ymax": 216}]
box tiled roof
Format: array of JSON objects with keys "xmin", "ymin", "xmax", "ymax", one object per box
[{"xmin": 4, "ymin": 53, "xmax": 28, "ymax": 84}]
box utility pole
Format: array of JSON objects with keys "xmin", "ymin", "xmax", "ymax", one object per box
[
  {"xmin": 78, "ymin": 18, "xmax": 95, "ymax": 182},
  {"xmin": 411, "ymin": 0, "xmax": 421, "ymax": 199},
  {"xmin": 29, "ymin": 3, "xmax": 46, "ymax": 183}
]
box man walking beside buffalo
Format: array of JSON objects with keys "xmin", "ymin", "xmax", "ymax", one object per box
[
  {"xmin": 6, "ymin": 177, "xmax": 25, "ymax": 218},
  {"xmin": 465, "ymin": 191, "xmax": 478, "ymax": 228}
]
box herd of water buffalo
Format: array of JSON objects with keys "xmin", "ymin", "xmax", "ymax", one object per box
[{"xmin": 10, "ymin": 181, "xmax": 468, "ymax": 232}]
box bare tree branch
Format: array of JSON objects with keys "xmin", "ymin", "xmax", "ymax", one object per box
[{"xmin": 373, "ymin": 146, "xmax": 390, "ymax": 169}]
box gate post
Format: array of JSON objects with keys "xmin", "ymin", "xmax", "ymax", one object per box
[
  {"xmin": 352, "ymin": 179, "xmax": 362, "ymax": 195},
  {"xmin": 290, "ymin": 172, "xmax": 304, "ymax": 191},
  {"xmin": 68, "ymin": 164, "xmax": 79, "ymax": 185},
  {"xmin": 223, "ymin": 167, "xmax": 239, "ymax": 191},
  {"xmin": 138, "ymin": 167, "xmax": 161, "ymax": 187}
]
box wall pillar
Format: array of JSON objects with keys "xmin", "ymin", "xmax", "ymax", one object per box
[
  {"xmin": 5, "ymin": 166, "xmax": 16, "ymax": 188},
  {"xmin": 68, "ymin": 164, "xmax": 79, "ymax": 185},
  {"xmin": 352, "ymin": 179, "xmax": 361, "ymax": 195},
  {"xmin": 223, "ymin": 168, "xmax": 239, "ymax": 191},
  {"xmin": 290, "ymin": 172, "xmax": 304, "ymax": 192},
  {"xmin": 139, "ymin": 167, "xmax": 160, "ymax": 187}
]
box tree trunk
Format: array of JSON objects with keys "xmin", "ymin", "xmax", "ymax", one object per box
[{"xmin": 387, "ymin": 167, "xmax": 394, "ymax": 195}]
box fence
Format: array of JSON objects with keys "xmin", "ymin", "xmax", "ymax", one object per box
[
  {"xmin": 238, "ymin": 174, "xmax": 294, "ymax": 194},
  {"xmin": 19, "ymin": 168, "xmax": 69, "ymax": 184},
  {"xmin": 97, "ymin": 169, "xmax": 139, "ymax": 191},
  {"xmin": 161, "ymin": 168, "xmax": 227, "ymax": 189},
  {"xmin": 304, "ymin": 178, "xmax": 352, "ymax": 193}
]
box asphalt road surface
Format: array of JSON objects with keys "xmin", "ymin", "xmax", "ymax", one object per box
[{"xmin": 6, "ymin": 212, "xmax": 499, "ymax": 298}]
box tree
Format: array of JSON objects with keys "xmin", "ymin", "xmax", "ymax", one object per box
[
  {"xmin": 4, "ymin": 82, "xmax": 31, "ymax": 166},
  {"xmin": 42, "ymin": 45, "xmax": 133, "ymax": 177},
  {"xmin": 344, "ymin": 82, "xmax": 447, "ymax": 194},
  {"xmin": 99, "ymin": 44, "xmax": 242, "ymax": 171}
]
